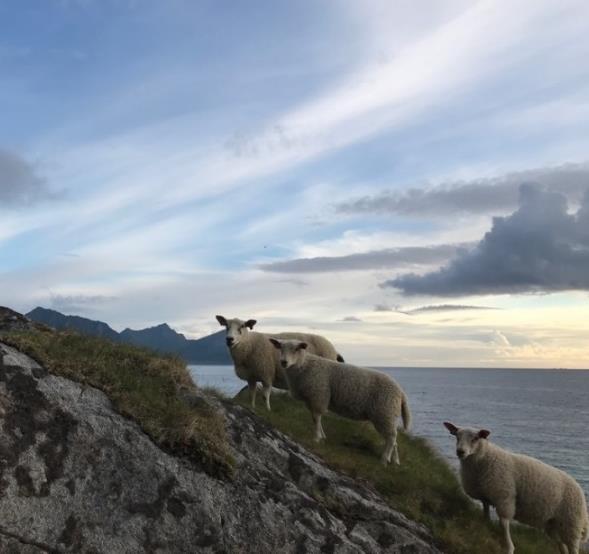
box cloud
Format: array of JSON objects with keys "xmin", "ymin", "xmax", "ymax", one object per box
[
  {"xmin": 339, "ymin": 316, "xmax": 362, "ymax": 322},
  {"xmin": 275, "ymin": 278, "xmax": 310, "ymax": 287},
  {"xmin": 336, "ymin": 163, "xmax": 589, "ymax": 217},
  {"xmin": 384, "ymin": 184, "xmax": 589, "ymax": 296},
  {"xmin": 259, "ymin": 244, "xmax": 468, "ymax": 273},
  {"xmin": 50, "ymin": 294, "xmax": 118, "ymax": 312},
  {"xmin": 374, "ymin": 304, "xmax": 395, "ymax": 312},
  {"xmin": 400, "ymin": 304, "xmax": 499, "ymax": 315},
  {"xmin": 0, "ymin": 149, "xmax": 54, "ymax": 207}
]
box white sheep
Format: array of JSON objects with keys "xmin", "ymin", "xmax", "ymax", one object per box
[
  {"xmin": 269, "ymin": 338, "xmax": 411, "ymax": 466},
  {"xmin": 443, "ymin": 422, "xmax": 589, "ymax": 554},
  {"xmin": 215, "ymin": 315, "xmax": 344, "ymax": 410}
]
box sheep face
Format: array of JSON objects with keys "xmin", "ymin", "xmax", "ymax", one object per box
[
  {"xmin": 269, "ymin": 339, "xmax": 308, "ymax": 369},
  {"xmin": 443, "ymin": 422, "xmax": 490, "ymax": 460},
  {"xmin": 215, "ymin": 315, "xmax": 257, "ymax": 348}
]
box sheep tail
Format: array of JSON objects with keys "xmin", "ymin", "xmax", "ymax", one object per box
[
  {"xmin": 401, "ymin": 393, "xmax": 411, "ymax": 431},
  {"xmin": 336, "ymin": 353, "xmax": 345, "ymax": 363}
]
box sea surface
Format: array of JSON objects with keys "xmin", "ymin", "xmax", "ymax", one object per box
[{"xmin": 188, "ymin": 364, "xmax": 589, "ymax": 498}]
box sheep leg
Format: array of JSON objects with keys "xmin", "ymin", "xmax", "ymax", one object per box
[
  {"xmin": 499, "ymin": 518, "xmax": 514, "ymax": 554},
  {"xmin": 565, "ymin": 539, "xmax": 579, "ymax": 554},
  {"xmin": 261, "ymin": 382, "xmax": 272, "ymax": 411},
  {"xmin": 312, "ymin": 413, "xmax": 324, "ymax": 443},
  {"xmin": 320, "ymin": 420, "xmax": 327, "ymax": 440},
  {"xmin": 482, "ymin": 501, "xmax": 490, "ymax": 521},
  {"xmin": 389, "ymin": 429, "xmax": 401, "ymax": 466},
  {"xmin": 248, "ymin": 381, "xmax": 257, "ymax": 409},
  {"xmin": 391, "ymin": 426, "xmax": 400, "ymax": 465},
  {"xmin": 381, "ymin": 441, "xmax": 390, "ymax": 465},
  {"xmin": 558, "ymin": 543, "xmax": 569, "ymax": 554},
  {"xmin": 380, "ymin": 425, "xmax": 400, "ymax": 466}
]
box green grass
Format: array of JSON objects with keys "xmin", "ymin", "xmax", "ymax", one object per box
[
  {"xmin": 1, "ymin": 327, "xmax": 234, "ymax": 478},
  {"xmin": 236, "ymin": 389, "xmax": 565, "ymax": 554}
]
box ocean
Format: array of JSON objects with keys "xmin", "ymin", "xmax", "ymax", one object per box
[{"xmin": 188, "ymin": 364, "xmax": 589, "ymax": 499}]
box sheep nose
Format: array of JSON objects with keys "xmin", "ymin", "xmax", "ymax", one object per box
[
  {"xmin": 281, "ymin": 360, "xmax": 288, "ymax": 368},
  {"xmin": 457, "ymin": 449, "xmax": 465, "ymax": 459},
  {"xmin": 226, "ymin": 337, "xmax": 234, "ymax": 346}
]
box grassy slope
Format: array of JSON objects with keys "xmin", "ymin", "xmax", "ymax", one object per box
[
  {"xmin": 1, "ymin": 327, "xmax": 233, "ymax": 477},
  {"xmin": 1, "ymin": 327, "xmax": 581, "ymax": 553},
  {"xmin": 236, "ymin": 390, "xmax": 563, "ymax": 554}
]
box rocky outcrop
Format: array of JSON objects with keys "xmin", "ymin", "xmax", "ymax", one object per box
[
  {"xmin": 0, "ymin": 307, "xmax": 39, "ymax": 333},
  {"xmin": 0, "ymin": 310, "xmax": 441, "ymax": 553}
]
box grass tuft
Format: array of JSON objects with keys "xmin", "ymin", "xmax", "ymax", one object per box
[
  {"xmin": 2, "ymin": 328, "xmax": 234, "ymax": 478},
  {"xmin": 237, "ymin": 389, "xmax": 565, "ymax": 554}
]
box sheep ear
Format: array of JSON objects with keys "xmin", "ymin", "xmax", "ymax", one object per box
[
  {"xmin": 478, "ymin": 429, "xmax": 490, "ymax": 439},
  {"xmin": 269, "ymin": 338, "xmax": 282, "ymax": 349},
  {"xmin": 216, "ymin": 315, "xmax": 227, "ymax": 326},
  {"xmin": 297, "ymin": 342, "xmax": 308, "ymax": 351},
  {"xmin": 443, "ymin": 422, "xmax": 458, "ymax": 435},
  {"xmin": 245, "ymin": 319, "xmax": 257, "ymax": 329}
]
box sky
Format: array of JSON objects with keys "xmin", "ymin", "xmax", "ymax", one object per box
[{"xmin": 1, "ymin": 0, "xmax": 589, "ymax": 368}]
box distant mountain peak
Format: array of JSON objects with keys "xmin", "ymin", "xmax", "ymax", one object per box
[{"xmin": 27, "ymin": 307, "xmax": 230, "ymax": 365}]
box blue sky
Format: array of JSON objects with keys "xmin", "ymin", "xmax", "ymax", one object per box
[{"xmin": 1, "ymin": 0, "xmax": 589, "ymax": 367}]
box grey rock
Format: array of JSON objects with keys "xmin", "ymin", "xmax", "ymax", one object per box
[
  {"xmin": 0, "ymin": 307, "xmax": 38, "ymax": 334},
  {"xmin": 0, "ymin": 338, "xmax": 441, "ymax": 553}
]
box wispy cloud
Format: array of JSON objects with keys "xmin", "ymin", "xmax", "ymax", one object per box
[
  {"xmin": 339, "ymin": 316, "xmax": 362, "ymax": 322},
  {"xmin": 374, "ymin": 304, "xmax": 396, "ymax": 312},
  {"xmin": 0, "ymin": 149, "xmax": 57, "ymax": 207},
  {"xmin": 336, "ymin": 163, "xmax": 589, "ymax": 217},
  {"xmin": 399, "ymin": 304, "xmax": 500, "ymax": 315},
  {"xmin": 260, "ymin": 244, "xmax": 468, "ymax": 273},
  {"xmin": 50, "ymin": 293, "xmax": 118, "ymax": 312}
]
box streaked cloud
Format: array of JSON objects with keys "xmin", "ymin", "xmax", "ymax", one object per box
[
  {"xmin": 399, "ymin": 304, "xmax": 500, "ymax": 315},
  {"xmin": 0, "ymin": 149, "xmax": 56, "ymax": 207},
  {"xmin": 336, "ymin": 163, "xmax": 589, "ymax": 217},
  {"xmin": 50, "ymin": 294, "xmax": 118, "ymax": 312},
  {"xmin": 259, "ymin": 244, "xmax": 468, "ymax": 273},
  {"xmin": 339, "ymin": 316, "xmax": 362, "ymax": 322}
]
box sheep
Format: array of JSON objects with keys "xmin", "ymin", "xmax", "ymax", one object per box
[
  {"xmin": 443, "ymin": 422, "xmax": 589, "ymax": 554},
  {"xmin": 269, "ymin": 338, "xmax": 411, "ymax": 466},
  {"xmin": 215, "ymin": 315, "xmax": 344, "ymax": 410}
]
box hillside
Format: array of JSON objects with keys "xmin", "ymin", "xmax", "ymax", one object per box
[
  {"xmin": 0, "ymin": 306, "xmax": 441, "ymax": 553},
  {"xmin": 1, "ymin": 307, "xmax": 570, "ymax": 553},
  {"xmin": 27, "ymin": 307, "xmax": 231, "ymax": 365}
]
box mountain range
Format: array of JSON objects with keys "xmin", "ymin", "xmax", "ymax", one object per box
[{"xmin": 27, "ymin": 307, "xmax": 232, "ymax": 365}]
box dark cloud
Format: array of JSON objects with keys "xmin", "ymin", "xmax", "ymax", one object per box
[
  {"xmin": 384, "ymin": 184, "xmax": 589, "ymax": 296},
  {"xmin": 259, "ymin": 244, "xmax": 469, "ymax": 273},
  {"xmin": 400, "ymin": 304, "xmax": 499, "ymax": 315},
  {"xmin": 0, "ymin": 149, "xmax": 54, "ymax": 206},
  {"xmin": 339, "ymin": 316, "xmax": 362, "ymax": 322},
  {"xmin": 336, "ymin": 163, "xmax": 589, "ymax": 217}
]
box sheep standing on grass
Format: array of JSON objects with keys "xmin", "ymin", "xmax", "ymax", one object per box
[
  {"xmin": 270, "ymin": 338, "xmax": 411, "ymax": 466},
  {"xmin": 215, "ymin": 315, "xmax": 344, "ymax": 410},
  {"xmin": 443, "ymin": 422, "xmax": 589, "ymax": 554}
]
